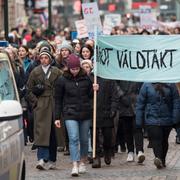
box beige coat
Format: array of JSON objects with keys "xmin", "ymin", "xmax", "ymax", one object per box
[{"xmin": 27, "ymin": 65, "xmax": 62, "ymax": 146}]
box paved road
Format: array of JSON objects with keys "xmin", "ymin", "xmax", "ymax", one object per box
[{"xmin": 25, "ymin": 130, "xmax": 180, "ymax": 180}]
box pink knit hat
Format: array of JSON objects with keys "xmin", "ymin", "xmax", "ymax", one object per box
[{"xmin": 67, "ymin": 54, "xmax": 80, "ymax": 69}]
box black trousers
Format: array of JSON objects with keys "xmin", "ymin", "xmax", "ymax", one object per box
[
  {"xmin": 91, "ymin": 127, "xmax": 113, "ymax": 156},
  {"xmin": 134, "ymin": 128, "xmax": 144, "ymax": 154},
  {"xmin": 119, "ymin": 116, "xmax": 135, "ymax": 153},
  {"xmin": 147, "ymin": 125, "xmax": 172, "ymax": 163},
  {"xmin": 116, "ymin": 119, "xmax": 126, "ymax": 149}
]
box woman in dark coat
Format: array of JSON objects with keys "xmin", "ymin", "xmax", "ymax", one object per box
[
  {"xmin": 27, "ymin": 50, "xmax": 62, "ymax": 170},
  {"xmin": 136, "ymin": 82, "xmax": 180, "ymax": 169},
  {"xmin": 55, "ymin": 54, "xmax": 93, "ymax": 176},
  {"xmin": 92, "ymin": 77, "xmax": 118, "ymax": 168}
]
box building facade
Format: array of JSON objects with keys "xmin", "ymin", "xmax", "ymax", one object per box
[{"xmin": 0, "ymin": 0, "xmax": 25, "ymax": 32}]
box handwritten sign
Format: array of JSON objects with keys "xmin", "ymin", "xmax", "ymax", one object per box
[
  {"xmin": 96, "ymin": 35, "xmax": 180, "ymax": 83},
  {"xmin": 82, "ymin": 2, "xmax": 102, "ymax": 39},
  {"xmin": 139, "ymin": 6, "xmax": 156, "ymax": 29},
  {"xmin": 103, "ymin": 14, "xmax": 121, "ymax": 35},
  {"xmin": 75, "ymin": 19, "xmax": 88, "ymax": 39}
]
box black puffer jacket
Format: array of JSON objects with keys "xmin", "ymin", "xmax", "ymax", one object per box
[
  {"xmin": 116, "ymin": 81, "xmax": 141, "ymax": 117},
  {"xmin": 96, "ymin": 77, "xmax": 119, "ymax": 128},
  {"xmin": 55, "ymin": 69, "xmax": 93, "ymax": 121}
]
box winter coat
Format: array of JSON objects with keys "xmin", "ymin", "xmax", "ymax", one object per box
[
  {"xmin": 136, "ymin": 83, "xmax": 180, "ymax": 127},
  {"xmin": 55, "ymin": 69, "xmax": 93, "ymax": 121},
  {"xmin": 13, "ymin": 60, "xmax": 26, "ymax": 98},
  {"xmin": 116, "ymin": 81, "xmax": 141, "ymax": 117},
  {"xmin": 96, "ymin": 77, "xmax": 119, "ymax": 128},
  {"xmin": 26, "ymin": 65, "xmax": 62, "ymax": 146},
  {"xmin": 22, "ymin": 57, "xmax": 33, "ymax": 83}
]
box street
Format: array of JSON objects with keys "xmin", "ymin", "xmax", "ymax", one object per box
[{"xmin": 26, "ymin": 130, "xmax": 180, "ymax": 180}]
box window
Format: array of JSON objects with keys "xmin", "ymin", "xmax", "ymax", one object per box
[{"xmin": 0, "ymin": 61, "xmax": 16, "ymax": 102}]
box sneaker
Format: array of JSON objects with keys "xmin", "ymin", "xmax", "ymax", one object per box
[
  {"xmin": 36, "ymin": 159, "xmax": 46, "ymax": 170},
  {"xmin": 127, "ymin": 152, "xmax": 134, "ymax": 162},
  {"xmin": 137, "ymin": 151, "xmax": 145, "ymax": 164},
  {"xmin": 47, "ymin": 161, "xmax": 56, "ymax": 170},
  {"xmin": 154, "ymin": 158, "xmax": 163, "ymax": 169},
  {"xmin": 79, "ymin": 163, "xmax": 86, "ymax": 174},
  {"xmin": 71, "ymin": 166, "xmax": 79, "ymax": 176}
]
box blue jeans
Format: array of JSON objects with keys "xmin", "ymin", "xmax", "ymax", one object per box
[
  {"xmin": 37, "ymin": 124, "xmax": 57, "ymax": 162},
  {"xmin": 65, "ymin": 119, "xmax": 91, "ymax": 162},
  {"xmin": 37, "ymin": 147, "xmax": 49, "ymax": 161}
]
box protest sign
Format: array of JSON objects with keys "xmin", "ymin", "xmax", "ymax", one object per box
[
  {"xmin": 82, "ymin": 2, "xmax": 102, "ymax": 39},
  {"xmin": 35, "ymin": 0, "xmax": 48, "ymax": 9},
  {"xmin": 75, "ymin": 19, "xmax": 88, "ymax": 39},
  {"xmin": 103, "ymin": 14, "xmax": 121, "ymax": 35},
  {"xmin": 139, "ymin": 6, "xmax": 156, "ymax": 29},
  {"xmin": 96, "ymin": 35, "xmax": 180, "ymax": 83}
]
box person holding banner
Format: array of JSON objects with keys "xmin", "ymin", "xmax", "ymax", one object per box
[
  {"xmin": 92, "ymin": 77, "xmax": 118, "ymax": 168},
  {"xmin": 54, "ymin": 54, "xmax": 96, "ymax": 176},
  {"xmin": 136, "ymin": 83, "xmax": 180, "ymax": 169}
]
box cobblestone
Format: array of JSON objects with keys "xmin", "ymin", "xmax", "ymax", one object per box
[{"xmin": 26, "ymin": 130, "xmax": 180, "ymax": 180}]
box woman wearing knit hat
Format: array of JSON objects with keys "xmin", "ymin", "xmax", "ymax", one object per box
[
  {"xmin": 26, "ymin": 50, "xmax": 62, "ymax": 170},
  {"xmin": 55, "ymin": 54, "xmax": 94, "ymax": 176},
  {"xmin": 81, "ymin": 59, "xmax": 93, "ymax": 75},
  {"xmin": 54, "ymin": 41, "xmax": 74, "ymax": 156},
  {"xmin": 55, "ymin": 41, "xmax": 73, "ymax": 71}
]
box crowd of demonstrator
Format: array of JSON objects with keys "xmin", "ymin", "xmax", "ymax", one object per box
[{"xmin": 2, "ymin": 25, "xmax": 180, "ymax": 176}]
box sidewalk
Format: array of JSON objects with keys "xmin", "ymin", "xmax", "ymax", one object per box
[{"xmin": 26, "ymin": 130, "xmax": 180, "ymax": 180}]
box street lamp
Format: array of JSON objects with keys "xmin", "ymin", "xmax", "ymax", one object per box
[
  {"xmin": 48, "ymin": 0, "xmax": 52, "ymax": 30},
  {"xmin": 4, "ymin": 0, "xmax": 9, "ymax": 40}
]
